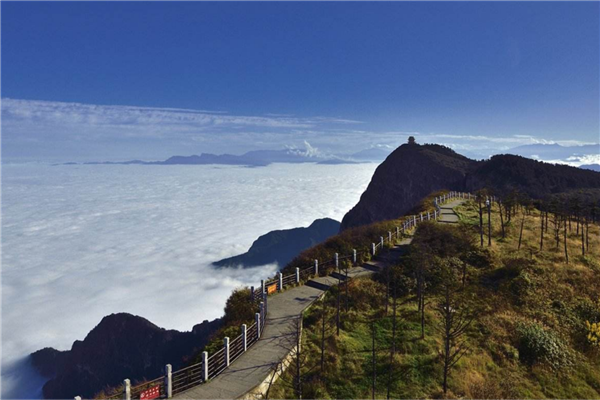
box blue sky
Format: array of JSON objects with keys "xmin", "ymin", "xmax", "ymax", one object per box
[{"xmin": 2, "ymin": 2, "xmax": 598, "ymax": 161}]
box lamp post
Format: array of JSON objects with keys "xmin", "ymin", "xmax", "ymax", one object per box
[{"xmin": 486, "ymin": 198, "xmax": 492, "ymax": 246}]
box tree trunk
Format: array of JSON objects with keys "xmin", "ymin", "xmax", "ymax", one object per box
[
  {"xmin": 321, "ymin": 306, "xmax": 325, "ymax": 374},
  {"xmin": 564, "ymin": 216, "xmax": 569, "ymax": 264},
  {"xmin": 442, "ymin": 287, "xmax": 451, "ymax": 395},
  {"xmin": 372, "ymin": 321, "xmax": 376, "ymax": 400},
  {"xmin": 555, "ymin": 214, "xmax": 560, "ymax": 248},
  {"xmin": 387, "ymin": 285, "xmax": 397, "ymax": 400},
  {"xmin": 296, "ymin": 318, "xmax": 302, "ymax": 399},
  {"xmin": 586, "ymin": 218, "xmax": 590, "ymax": 253},
  {"xmin": 582, "ymin": 217, "xmax": 585, "ymax": 256},
  {"xmin": 420, "ymin": 293, "xmax": 425, "ymax": 340},
  {"xmin": 336, "ymin": 287, "xmax": 340, "ymax": 336},
  {"xmin": 518, "ymin": 212, "xmax": 525, "ymax": 250},
  {"xmin": 498, "ymin": 201, "xmax": 505, "ymax": 238},
  {"xmin": 479, "ymin": 198, "xmax": 484, "ymax": 247},
  {"xmin": 539, "ymin": 211, "xmax": 543, "ymax": 251},
  {"xmin": 345, "ymin": 265, "xmax": 349, "ymax": 312},
  {"xmin": 385, "ymin": 270, "xmax": 390, "ymax": 315},
  {"xmin": 488, "ymin": 204, "xmax": 492, "ymax": 247}
]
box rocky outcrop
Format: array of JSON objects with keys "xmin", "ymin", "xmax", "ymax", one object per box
[
  {"xmin": 341, "ymin": 142, "xmax": 600, "ymax": 230},
  {"xmin": 340, "ymin": 143, "xmax": 473, "ymax": 230},
  {"xmin": 214, "ymin": 218, "xmax": 340, "ymax": 268},
  {"xmin": 32, "ymin": 313, "xmax": 222, "ymax": 399}
]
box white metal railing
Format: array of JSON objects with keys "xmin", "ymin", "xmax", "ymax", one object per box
[{"xmin": 81, "ymin": 191, "xmax": 472, "ymax": 400}]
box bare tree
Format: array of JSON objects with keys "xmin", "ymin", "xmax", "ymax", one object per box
[
  {"xmin": 563, "ymin": 214, "xmax": 569, "ymax": 264},
  {"xmin": 539, "ymin": 207, "xmax": 544, "ymax": 251},
  {"xmin": 371, "ymin": 320, "xmax": 377, "ymax": 400},
  {"xmin": 276, "ymin": 315, "xmax": 312, "ymax": 399},
  {"xmin": 497, "ymin": 198, "xmax": 506, "ymax": 239},
  {"xmin": 387, "ymin": 284, "xmax": 398, "ymax": 400},
  {"xmin": 518, "ymin": 210, "xmax": 526, "ymax": 251},
  {"xmin": 434, "ymin": 263, "xmax": 474, "ymax": 395},
  {"xmin": 320, "ymin": 302, "xmax": 328, "ymax": 375},
  {"xmin": 478, "ymin": 195, "xmax": 484, "ymax": 247}
]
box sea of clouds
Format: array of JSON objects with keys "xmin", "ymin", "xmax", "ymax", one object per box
[{"xmin": 1, "ymin": 162, "xmax": 377, "ymax": 398}]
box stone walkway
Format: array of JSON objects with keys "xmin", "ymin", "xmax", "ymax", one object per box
[
  {"xmin": 174, "ymin": 253, "xmax": 404, "ymax": 399},
  {"xmin": 174, "ymin": 199, "xmax": 465, "ymax": 399},
  {"xmin": 438, "ymin": 199, "xmax": 463, "ymax": 224}
]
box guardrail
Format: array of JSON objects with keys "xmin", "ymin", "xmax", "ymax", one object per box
[{"xmin": 82, "ymin": 191, "xmax": 472, "ymax": 400}]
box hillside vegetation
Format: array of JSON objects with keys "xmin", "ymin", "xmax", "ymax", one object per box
[
  {"xmin": 269, "ymin": 199, "xmax": 600, "ymax": 399},
  {"xmin": 341, "ymin": 140, "xmax": 600, "ymax": 231}
]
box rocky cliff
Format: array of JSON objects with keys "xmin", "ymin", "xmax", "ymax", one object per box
[
  {"xmin": 341, "ymin": 142, "xmax": 600, "ymax": 230},
  {"xmin": 213, "ymin": 218, "xmax": 340, "ymax": 268},
  {"xmin": 340, "ymin": 143, "xmax": 474, "ymax": 230},
  {"xmin": 31, "ymin": 313, "xmax": 222, "ymax": 399}
]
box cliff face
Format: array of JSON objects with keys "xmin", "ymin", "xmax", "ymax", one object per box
[
  {"xmin": 32, "ymin": 313, "xmax": 222, "ymax": 399},
  {"xmin": 341, "ymin": 144, "xmax": 600, "ymax": 231},
  {"xmin": 213, "ymin": 218, "xmax": 340, "ymax": 268},
  {"xmin": 340, "ymin": 143, "xmax": 474, "ymax": 230}
]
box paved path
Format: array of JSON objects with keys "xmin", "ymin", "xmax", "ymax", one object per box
[
  {"xmin": 175, "ymin": 243, "xmax": 410, "ymax": 399},
  {"xmin": 175, "ymin": 199, "xmax": 465, "ymax": 399},
  {"xmin": 438, "ymin": 199, "xmax": 464, "ymax": 224}
]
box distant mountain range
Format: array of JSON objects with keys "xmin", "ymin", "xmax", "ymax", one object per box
[
  {"xmin": 580, "ymin": 164, "xmax": 600, "ymax": 172},
  {"xmin": 59, "ymin": 147, "xmax": 390, "ymax": 167},
  {"xmin": 213, "ymin": 218, "xmax": 340, "ymax": 268},
  {"xmin": 504, "ymin": 143, "xmax": 599, "ymax": 165}
]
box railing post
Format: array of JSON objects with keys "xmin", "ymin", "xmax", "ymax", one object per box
[
  {"xmin": 75, "ymin": 397, "xmax": 81, "ymax": 400},
  {"xmin": 263, "ymin": 290, "xmax": 267, "ymax": 315},
  {"xmin": 396, "ymin": 226, "xmax": 399, "ymax": 237},
  {"xmin": 260, "ymin": 301, "xmax": 265, "ymax": 320},
  {"xmin": 420, "ymin": 213, "xmax": 423, "ymax": 222},
  {"xmin": 224, "ymin": 337, "xmax": 230, "ymax": 367},
  {"xmin": 295, "ymin": 267, "xmax": 300, "ymax": 283},
  {"xmin": 314, "ymin": 259, "xmax": 318, "ymax": 276},
  {"xmin": 165, "ymin": 364, "xmax": 172, "ymax": 398},
  {"xmin": 250, "ymin": 286, "xmax": 254, "ymax": 302},
  {"xmin": 255, "ymin": 312, "xmax": 261, "ymax": 338},
  {"xmin": 242, "ymin": 324, "xmax": 247, "ymax": 351},
  {"xmin": 380, "ymin": 236, "xmax": 384, "ymax": 248},
  {"xmin": 388, "ymin": 231, "xmax": 392, "ymax": 242},
  {"xmin": 261, "ymin": 279, "xmax": 265, "ymax": 294},
  {"xmin": 413, "ymin": 215, "xmax": 417, "ymax": 226},
  {"xmin": 335, "ymin": 253, "xmax": 339, "ymax": 268},
  {"xmin": 278, "ymin": 272, "xmax": 283, "ymax": 291},
  {"xmin": 372, "ymin": 243, "xmax": 376, "ymax": 256},
  {"xmin": 202, "ymin": 351, "xmax": 208, "ymax": 382},
  {"xmin": 353, "ymin": 249, "xmax": 357, "ymax": 264},
  {"xmin": 123, "ymin": 379, "xmax": 131, "ymax": 400}
]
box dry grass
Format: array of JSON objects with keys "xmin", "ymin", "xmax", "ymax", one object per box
[{"xmin": 270, "ymin": 201, "xmax": 600, "ymax": 399}]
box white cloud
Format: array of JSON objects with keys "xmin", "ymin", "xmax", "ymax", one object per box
[
  {"xmin": 2, "ymin": 98, "xmax": 596, "ymax": 163},
  {"xmin": 1, "ymin": 162, "xmax": 378, "ymax": 398},
  {"xmin": 1, "ymin": 99, "xmax": 363, "ymax": 161}
]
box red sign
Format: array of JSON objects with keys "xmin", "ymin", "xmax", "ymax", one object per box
[{"xmin": 140, "ymin": 386, "xmax": 160, "ymax": 400}]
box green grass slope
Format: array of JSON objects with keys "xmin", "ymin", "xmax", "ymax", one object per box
[{"xmin": 269, "ymin": 200, "xmax": 600, "ymax": 399}]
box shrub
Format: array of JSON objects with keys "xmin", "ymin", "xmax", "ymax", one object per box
[
  {"xmin": 509, "ymin": 270, "xmax": 533, "ymax": 302},
  {"xmin": 516, "ymin": 321, "xmax": 574, "ymax": 371},
  {"xmin": 222, "ymin": 287, "xmax": 255, "ymax": 326},
  {"xmin": 586, "ymin": 321, "xmax": 600, "ymax": 347}
]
